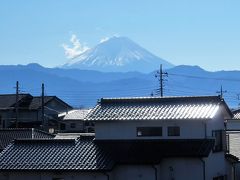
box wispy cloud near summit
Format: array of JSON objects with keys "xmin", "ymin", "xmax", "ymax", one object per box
[
  {"xmin": 62, "ymin": 34, "xmax": 89, "ymax": 59},
  {"xmin": 100, "ymin": 37, "xmax": 110, "ymax": 43}
]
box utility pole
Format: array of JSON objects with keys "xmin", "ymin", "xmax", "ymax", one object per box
[
  {"xmin": 15, "ymin": 81, "xmax": 19, "ymax": 128},
  {"xmin": 237, "ymin": 93, "xmax": 240, "ymax": 108},
  {"xmin": 155, "ymin": 64, "xmax": 168, "ymax": 97},
  {"xmin": 216, "ymin": 85, "xmax": 227, "ymax": 98},
  {"xmin": 41, "ymin": 83, "xmax": 45, "ymax": 129}
]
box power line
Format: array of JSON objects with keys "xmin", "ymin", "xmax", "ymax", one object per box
[{"xmin": 168, "ymin": 73, "xmax": 240, "ymax": 82}]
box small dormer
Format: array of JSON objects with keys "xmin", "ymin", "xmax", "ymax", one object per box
[{"xmin": 86, "ymin": 96, "xmax": 232, "ymax": 141}]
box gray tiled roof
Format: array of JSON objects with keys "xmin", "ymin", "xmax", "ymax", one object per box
[
  {"xmin": 0, "ymin": 128, "xmax": 55, "ymax": 150},
  {"xmin": 28, "ymin": 96, "xmax": 54, "ymax": 110},
  {"xmin": 0, "ymin": 138, "xmax": 213, "ymax": 171},
  {"xmin": 86, "ymin": 96, "xmax": 226, "ymax": 121},
  {"xmin": 0, "ymin": 139, "xmax": 113, "ymax": 171},
  {"xmin": 0, "ymin": 94, "xmax": 32, "ymax": 109},
  {"xmin": 232, "ymin": 110, "xmax": 240, "ymax": 119},
  {"xmin": 234, "ymin": 113, "xmax": 240, "ymax": 119},
  {"xmin": 29, "ymin": 96, "xmax": 72, "ymax": 110},
  {"xmin": 62, "ymin": 109, "xmax": 91, "ymax": 120},
  {"xmin": 0, "ymin": 94, "xmax": 72, "ymax": 110}
]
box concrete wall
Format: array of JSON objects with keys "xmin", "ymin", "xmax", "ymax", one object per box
[
  {"xmin": 159, "ymin": 158, "xmax": 203, "ymax": 180},
  {"xmin": 95, "ymin": 120, "xmax": 206, "ymax": 140},
  {"xmin": 204, "ymin": 112, "xmax": 228, "ymax": 179},
  {"xmin": 235, "ymin": 163, "xmax": 240, "ymax": 180},
  {"xmin": 206, "ymin": 112, "xmax": 225, "ymax": 136},
  {"xmin": 111, "ymin": 165, "xmax": 155, "ymax": 180},
  {"xmin": 61, "ymin": 120, "xmax": 84, "ymax": 132},
  {"xmin": 204, "ymin": 152, "xmax": 228, "ymax": 179},
  {"xmin": 226, "ymin": 159, "xmax": 235, "ymax": 180},
  {"xmin": 95, "ymin": 111, "xmax": 225, "ymax": 140}
]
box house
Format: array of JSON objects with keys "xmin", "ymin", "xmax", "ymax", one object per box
[
  {"xmin": 58, "ymin": 109, "xmax": 94, "ymax": 133},
  {"xmin": 226, "ymin": 108, "xmax": 240, "ymax": 129},
  {"xmin": 0, "ymin": 94, "xmax": 72, "ymax": 131},
  {"xmin": 0, "ymin": 128, "xmax": 55, "ymax": 152},
  {"xmin": 226, "ymin": 108, "xmax": 240, "ymax": 178},
  {"xmin": 86, "ymin": 96, "xmax": 236, "ymax": 180},
  {"xmin": 0, "ymin": 94, "xmax": 32, "ymax": 128},
  {"xmin": 0, "ymin": 96, "xmax": 237, "ymax": 180}
]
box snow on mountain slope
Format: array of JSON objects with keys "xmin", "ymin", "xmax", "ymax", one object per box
[{"xmin": 62, "ymin": 36, "xmax": 174, "ymax": 73}]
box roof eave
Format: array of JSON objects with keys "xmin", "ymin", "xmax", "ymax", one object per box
[
  {"xmin": 88, "ymin": 118, "xmax": 212, "ymax": 122},
  {"xmin": 0, "ymin": 168, "xmax": 112, "ymax": 173}
]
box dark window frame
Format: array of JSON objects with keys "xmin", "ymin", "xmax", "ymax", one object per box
[
  {"xmin": 136, "ymin": 127, "xmax": 162, "ymax": 137},
  {"xmin": 212, "ymin": 130, "xmax": 225, "ymax": 152},
  {"xmin": 168, "ymin": 126, "xmax": 180, "ymax": 136}
]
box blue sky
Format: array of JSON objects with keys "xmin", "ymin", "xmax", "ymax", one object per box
[{"xmin": 0, "ymin": 0, "xmax": 240, "ymax": 71}]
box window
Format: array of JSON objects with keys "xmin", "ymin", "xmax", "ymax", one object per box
[
  {"xmin": 60, "ymin": 123, "xmax": 66, "ymax": 130},
  {"xmin": 137, "ymin": 127, "xmax": 162, "ymax": 136},
  {"xmin": 168, "ymin": 126, "xmax": 180, "ymax": 136},
  {"xmin": 70, "ymin": 123, "xmax": 76, "ymax": 128},
  {"xmin": 212, "ymin": 130, "xmax": 225, "ymax": 152}
]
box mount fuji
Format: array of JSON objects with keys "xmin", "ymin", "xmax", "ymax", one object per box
[{"xmin": 62, "ymin": 36, "xmax": 174, "ymax": 73}]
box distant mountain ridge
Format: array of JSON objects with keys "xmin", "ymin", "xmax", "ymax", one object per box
[
  {"xmin": 0, "ymin": 63, "xmax": 240, "ymax": 108},
  {"xmin": 62, "ymin": 36, "xmax": 174, "ymax": 73}
]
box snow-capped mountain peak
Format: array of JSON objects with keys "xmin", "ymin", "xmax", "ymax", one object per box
[{"xmin": 62, "ymin": 36, "xmax": 174, "ymax": 73}]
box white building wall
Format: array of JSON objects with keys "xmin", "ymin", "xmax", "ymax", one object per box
[
  {"xmin": 235, "ymin": 163, "xmax": 240, "ymax": 180},
  {"xmin": 204, "ymin": 152, "xmax": 228, "ymax": 179},
  {"xmin": 0, "ymin": 175, "xmax": 8, "ymax": 180},
  {"xmin": 226, "ymin": 159, "xmax": 235, "ymax": 180},
  {"xmin": 111, "ymin": 165, "xmax": 155, "ymax": 180},
  {"xmin": 159, "ymin": 158, "xmax": 203, "ymax": 180},
  {"xmin": 95, "ymin": 120, "xmax": 206, "ymax": 140},
  {"xmin": 66, "ymin": 174, "xmax": 106, "ymax": 180},
  {"xmin": 8, "ymin": 175, "xmax": 41, "ymax": 180},
  {"xmin": 206, "ymin": 112, "xmax": 225, "ymax": 137},
  {"xmin": 62, "ymin": 120, "xmax": 84, "ymax": 132},
  {"xmin": 204, "ymin": 112, "xmax": 229, "ymax": 179}
]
